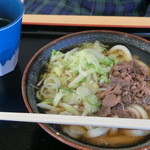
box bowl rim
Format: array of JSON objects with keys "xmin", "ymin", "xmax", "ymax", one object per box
[{"xmin": 21, "ymin": 30, "xmax": 150, "ymax": 150}]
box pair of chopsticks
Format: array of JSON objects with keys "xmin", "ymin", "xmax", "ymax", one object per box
[{"xmin": 0, "ymin": 112, "xmax": 149, "ymax": 130}]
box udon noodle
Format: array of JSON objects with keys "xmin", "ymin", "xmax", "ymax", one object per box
[{"xmin": 36, "ymin": 41, "xmax": 150, "ymax": 147}]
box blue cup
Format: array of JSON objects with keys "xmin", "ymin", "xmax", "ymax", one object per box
[{"xmin": 0, "ymin": 0, "xmax": 24, "ymax": 76}]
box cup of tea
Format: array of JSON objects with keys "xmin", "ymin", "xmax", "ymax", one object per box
[{"xmin": 0, "ymin": 0, "xmax": 24, "ymax": 76}]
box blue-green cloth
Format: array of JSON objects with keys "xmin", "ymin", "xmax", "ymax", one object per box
[{"xmin": 24, "ymin": 0, "xmax": 150, "ymax": 16}]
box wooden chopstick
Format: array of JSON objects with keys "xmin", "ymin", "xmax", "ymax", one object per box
[
  {"xmin": 23, "ymin": 14, "xmax": 150, "ymax": 28},
  {"xmin": 0, "ymin": 112, "xmax": 149, "ymax": 130}
]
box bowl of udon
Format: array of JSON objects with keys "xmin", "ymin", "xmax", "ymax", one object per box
[{"xmin": 22, "ymin": 30, "xmax": 150, "ymax": 150}]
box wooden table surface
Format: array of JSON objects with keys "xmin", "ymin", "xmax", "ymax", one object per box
[{"xmin": 23, "ymin": 14, "xmax": 150, "ymax": 28}]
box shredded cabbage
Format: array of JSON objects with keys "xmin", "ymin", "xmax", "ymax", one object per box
[{"xmin": 36, "ymin": 41, "xmax": 119, "ymax": 116}]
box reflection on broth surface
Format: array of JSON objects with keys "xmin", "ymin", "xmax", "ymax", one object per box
[{"xmin": 36, "ymin": 41, "xmax": 150, "ymax": 148}]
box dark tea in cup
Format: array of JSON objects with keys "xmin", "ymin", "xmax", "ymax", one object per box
[{"xmin": 0, "ymin": 18, "xmax": 12, "ymax": 28}]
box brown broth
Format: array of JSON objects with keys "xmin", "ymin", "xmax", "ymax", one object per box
[
  {"xmin": 81, "ymin": 134, "xmax": 145, "ymax": 147},
  {"xmin": 80, "ymin": 127, "xmax": 149, "ymax": 148}
]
